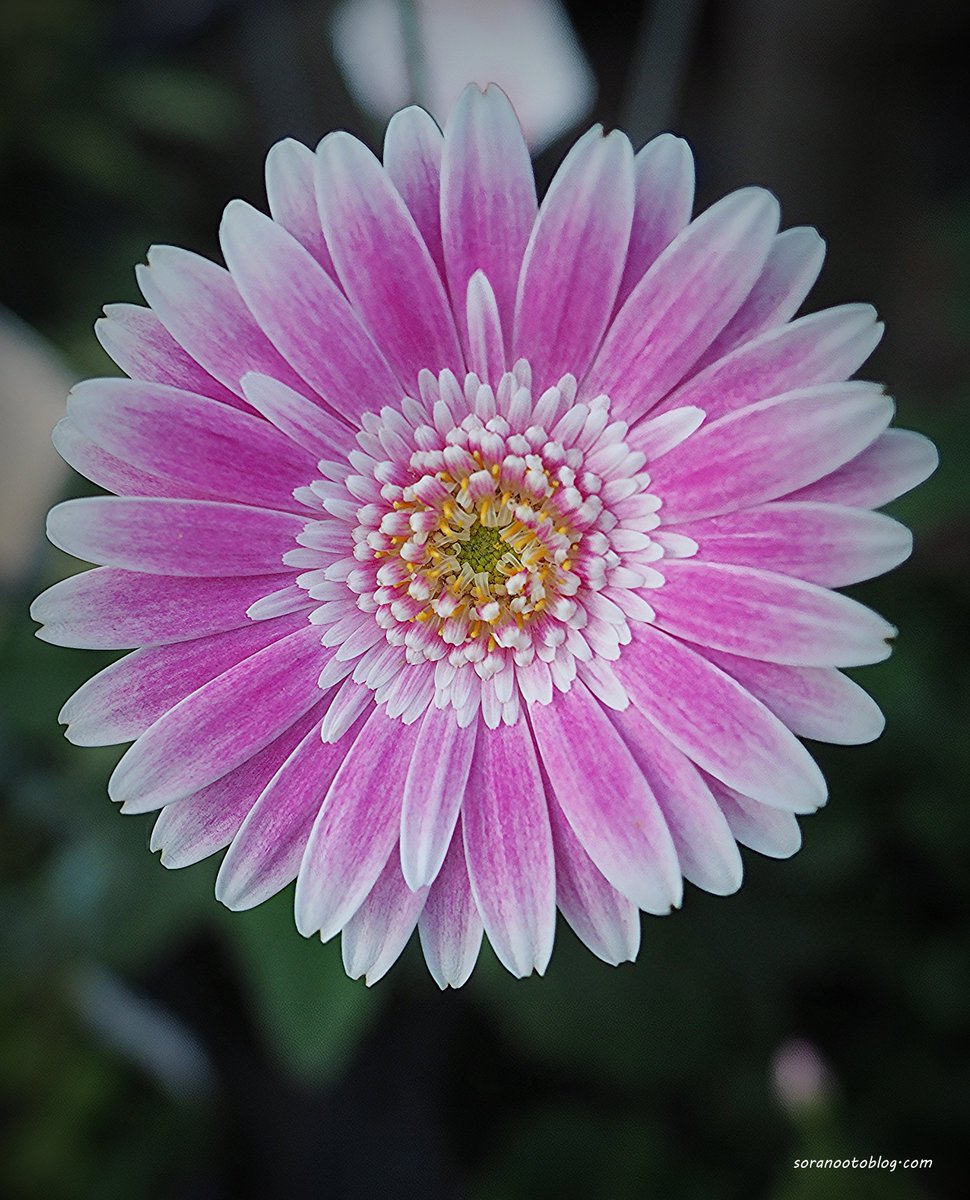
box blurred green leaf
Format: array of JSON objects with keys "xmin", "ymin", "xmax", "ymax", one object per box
[
  {"xmin": 109, "ymin": 68, "xmax": 244, "ymax": 147},
  {"xmin": 220, "ymin": 889, "xmax": 383, "ymax": 1084}
]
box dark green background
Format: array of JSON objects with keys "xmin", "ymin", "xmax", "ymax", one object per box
[{"xmin": 1, "ymin": 1, "xmax": 967, "ymax": 1196}]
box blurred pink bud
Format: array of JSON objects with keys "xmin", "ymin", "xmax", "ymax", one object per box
[
  {"xmin": 0, "ymin": 309, "xmax": 71, "ymax": 583},
  {"xmin": 772, "ymin": 1037, "xmax": 835, "ymax": 1114},
  {"xmin": 331, "ymin": 0, "xmax": 596, "ymax": 152}
]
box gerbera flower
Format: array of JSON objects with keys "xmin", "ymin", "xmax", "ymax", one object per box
[{"xmin": 32, "ymin": 85, "xmax": 936, "ymax": 987}]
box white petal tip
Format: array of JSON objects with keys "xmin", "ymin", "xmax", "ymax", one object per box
[
  {"xmin": 293, "ymin": 912, "xmax": 318, "ymax": 939},
  {"xmin": 214, "ymin": 869, "xmax": 257, "ymax": 912}
]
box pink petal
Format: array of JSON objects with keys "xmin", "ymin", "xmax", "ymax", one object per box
[
  {"xmin": 31, "ymin": 568, "xmax": 285, "ymax": 648},
  {"xmin": 149, "ymin": 703, "xmax": 326, "ymax": 868},
  {"xmin": 689, "ymin": 225, "xmax": 826, "ymax": 373},
  {"xmin": 53, "ymin": 419, "xmax": 214, "ymax": 501},
  {"xmin": 652, "ymin": 559, "xmax": 897, "ymax": 667},
  {"xmin": 613, "ymin": 624, "xmax": 827, "ymax": 811},
  {"xmin": 341, "ymin": 849, "xmax": 428, "ymax": 985},
  {"xmin": 108, "ymin": 624, "xmax": 329, "ymax": 812},
  {"xmin": 315, "ymin": 131, "xmax": 463, "ymax": 388},
  {"xmin": 400, "ymin": 706, "xmax": 478, "ymax": 889},
  {"xmin": 383, "ymin": 105, "xmax": 446, "ymax": 281},
  {"xmin": 704, "ymin": 774, "xmax": 803, "ymax": 859},
  {"xmin": 783, "ymin": 428, "xmax": 939, "ymax": 508},
  {"xmin": 216, "ymin": 708, "xmax": 370, "ymax": 911},
  {"xmin": 656, "ymin": 303, "xmax": 883, "ymax": 424},
  {"xmin": 319, "ymin": 677, "xmax": 373, "ymax": 742},
  {"xmin": 240, "ymin": 373, "xmax": 351, "ymax": 461},
  {"xmin": 529, "ymin": 682, "xmax": 681, "ymax": 913},
  {"xmin": 547, "ymin": 794, "xmax": 640, "ymax": 965},
  {"xmin": 67, "ymin": 378, "xmax": 317, "ymax": 512},
  {"xmin": 418, "ymin": 819, "xmax": 483, "ymax": 989},
  {"xmin": 47, "ymin": 497, "xmax": 304, "ymax": 576},
  {"xmin": 59, "ymin": 610, "xmax": 311, "ymax": 746},
  {"xmin": 442, "ymin": 84, "xmax": 537, "ymax": 351},
  {"xmin": 614, "ymin": 133, "xmax": 694, "ymax": 312},
  {"xmin": 683, "ymin": 501, "xmax": 912, "ymax": 587},
  {"xmin": 583, "ymin": 187, "xmax": 779, "ymax": 421},
  {"xmin": 265, "ymin": 138, "xmax": 336, "ymax": 276},
  {"xmin": 220, "ymin": 200, "xmax": 400, "ymax": 429},
  {"xmin": 246, "ymin": 584, "xmax": 311, "ymax": 621},
  {"xmin": 652, "ymin": 383, "xmax": 893, "ymax": 524},
  {"xmin": 136, "ymin": 246, "xmax": 311, "ymax": 400},
  {"xmin": 625, "ymin": 406, "xmax": 705, "ymax": 463},
  {"xmin": 461, "ymin": 719, "xmax": 556, "ymax": 977},
  {"xmin": 608, "ymin": 704, "xmax": 744, "ymax": 892},
  {"xmin": 699, "ymin": 647, "xmax": 885, "ymax": 746},
  {"xmin": 514, "ymin": 127, "xmax": 634, "ymax": 394},
  {"xmin": 294, "ymin": 708, "xmax": 422, "ymax": 940},
  {"xmin": 95, "ymin": 303, "xmax": 244, "ymax": 409},
  {"xmin": 465, "ymin": 271, "xmax": 507, "ymax": 385}
]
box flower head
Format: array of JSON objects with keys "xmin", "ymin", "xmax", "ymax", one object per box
[{"xmin": 32, "ymin": 85, "xmax": 937, "ymax": 986}]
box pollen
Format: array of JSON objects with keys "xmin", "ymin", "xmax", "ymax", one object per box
[{"xmin": 456, "ymin": 522, "xmax": 505, "ymax": 577}]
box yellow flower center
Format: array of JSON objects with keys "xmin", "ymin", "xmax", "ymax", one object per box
[{"xmin": 454, "ymin": 521, "xmax": 509, "ymax": 580}]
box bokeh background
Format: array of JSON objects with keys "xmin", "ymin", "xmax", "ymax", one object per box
[{"xmin": 1, "ymin": 1, "xmax": 968, "ymax": 1197}]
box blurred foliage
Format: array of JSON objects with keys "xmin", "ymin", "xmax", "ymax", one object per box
[{"xmin": 1, "ymin": 1, "xmax": 968, "ymax": 1198}]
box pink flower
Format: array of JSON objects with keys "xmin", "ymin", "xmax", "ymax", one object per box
[{"xmin": 32, "ymin": 86, "xmax": 936, "ymax": 987}]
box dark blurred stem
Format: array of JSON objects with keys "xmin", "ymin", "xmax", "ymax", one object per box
[
  {"xmin": 622, "ymin": 0, "xmax": 703, "ymax": 142},
  {"xmin": 397, "ymin": 0, "xmax": 428, "ymax": 108}
]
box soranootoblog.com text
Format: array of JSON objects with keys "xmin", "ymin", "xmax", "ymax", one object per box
[{"xmin": 793, "ymin": 1157, "xmax": 932, "ymax": 1172}]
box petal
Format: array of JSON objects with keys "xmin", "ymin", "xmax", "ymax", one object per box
[
  {"xmin": 418, "ymin": 819, "xmax": 483, "ymax": 989},
  {"xmin": 31, "ymin": 568, "xmax": 285, "ymax": 648},
  {"xmin": 583, "ymin": 187, "xmax": 780, "ymax": 420},
  {"xmin": 216, "ymin": 708, "xmax": 370, "ymax": 910},
  {"xmin": 608, "ymin": 704, "xmax": 744, "ymax": 892},
  {"xmin": 513, "ymin": 127, "xmax": 635, "ymax": 394},
  {"xmin": 529, "ymin": 682, "xmax": 682, "ymax": 913},
  {"xmin": 149, "ymin": 703, "xmax": 326, "ymax": 868},
  {"xmin": 383, "ymin": 105, "xmax": 446, "ymax": 280},
  {"xmin": 547, "ymin": 795, "xmax": 640, "ymax": 965},
  {"xmin": 265, "ymin": 137, "xmax": 336, "ymax": 275},
  {"xmin": 656, "ymin": 303, "xmax": 883, "ymax": 423},
  {"xmin": 461, "ymin": 719, "xmax": 556, "ymax": 977},
  {"xmin": 626, "ymin": 406, "xmax": 705, "ymax": 463},
  {"xmin": 442, "ymin": 84, "xmax": 537, "ymax": 349},
  {"xmin": 67, "ymin": 378, "xmax": 317, "ymax": 512},
  {"xmin": 465, "ymin": 271, "xmax": 506, "ymax": 385},
  {"xmin": 136, "ymin": 246, "xmax": 311, "ymax": 400},
  {"xmin": 294, "ymin": 708, "xmax": 422, "ymax": 940},
  {"xmin": 704, "ymin": 775, "xmax": 803, "ymax": 859},
  {"xmin": 613, "ymin": 624, "xmax": 828, "ymax": 811},
  {"xmin": 95, "ymin": 303, "xmax": 243, "ymax": 408},
  {"xmin": 219, "ymin": 200, "xmax": 400, "ymax": 429},
  {"xmin": 108, "ymin": 624, "xmax": 329, "ymax": 812},
  {"xmin": 240, "ymin": 373, "xmax": 350, "ymax": 461},
  {"xmin": 783, "ymin": 428, "xmax": 939, "ymax": 509},
  {"xmin": 699, "ymin": 647, "xmax": 885, "ymax": 746},
  {"xmin": 400, "ymin": 706, "xmax": 478, "ymax": 889},
  {"xmin": 685, "ymin": 501, "xmax": 913, "ymax": 587},
  {"xmin": 652, "ymin": 559, "xmax": 897, "ymax": 667},
  {"xmin": 689, "ymin": 225, "xmax": 826, "ymax": 373},
  {"xmin": 614, "ymin": 133, "xmax": 695, "ymax": 311},
  {"xmin": 59, "ymin": 609, "xmax": 312, "ymax": 746},
  {"xmin": 651, "ymin": 383, "xmax": 894, "ymax": 524},
  {"xmin": 47, "ymin": 497, "xmax": 304, "ymax": 576},
  {"xmin": 341, "ymin": 849, "xmax": 428, "ymax": 985},
  {"xmin": 53, "ymin": 418, "xmax": 213, "ymax": 501},
  {"xmin": 315, "ymin": 131, "xmax": 463, "ymax": 388}
]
